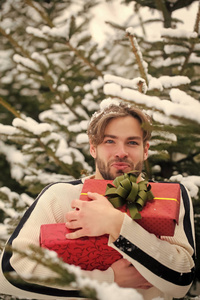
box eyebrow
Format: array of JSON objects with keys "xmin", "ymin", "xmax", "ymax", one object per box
[{"xmin": 104, "ymin": 134, "xmax": 142, "ymax": 140}]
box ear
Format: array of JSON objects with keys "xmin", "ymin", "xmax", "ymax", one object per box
[
  {"xmin": 143, "ymin": 141, "xmax": 149, "ymax": 161},
  {"xmin": 90, "ymin": 141, "xmax": 97, "ymax": 159}
]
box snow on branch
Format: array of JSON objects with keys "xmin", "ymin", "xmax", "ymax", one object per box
[
  {"xmin": 0, "ymin": 141, "xmax": 28, "ymax": 181},
  {"xmin": 12, "ymin": 117, "xmax": 53, "ymax": 136},
  {"xmin": 42, "ymin": 19, "xmax": 71, "ymax": 39},
  {"xmin": 22, "ymin": 170, "xmax": 75, "ymax": 187},
  {"xmin": 13, "ymin": 54, "xmax": 41, "ymax": 72},
  {"xmin": 170, "ymin": 89, "xmax": 200, "ymax": 106},
  {"xmin": 9, "ymin": 245, "xmax": 143, "ymax": 300},
  {"xmin": 31, "ymin": 52, "xmax": 49, "ymax": 68},
  {"xmin": 170, "ymin": 174, "xmax": 200, "ymax": 199},
  {"xmin": 126, "ymin": 27, "xmax": 148, "ymax": 86},
  {"xmin": 0, "ymin": 123, "xmax": 17, "ymax": 136},
  {"xmin": 26, "ymin": 26, "xmax": 47, "ymax": 39},
  {"xmin": 104, "ymin": 74, "xmax": 147, "ymax": 94},
  {"xmin": 103, "ymin": 82, "xmax": 200, "ymax": 124},
  {"xmin": 161, "ymin": 28, "xmax": 198, "ymax": 39},
  {"xmin": 148, "ymin": 75, "xmax": 191, "ymax": 91},
  {"xmin": 0, "ymin": 186, "xmax": 32, "ymax": 219}
]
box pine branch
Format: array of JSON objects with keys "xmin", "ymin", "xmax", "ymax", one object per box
[
  {"xmin": 0, "ymin": 97, "xmax": 22, "ymax": 119},
  {"xmin": 24, "ymin": 0, "xmax": 54, "ymax": 28},
  {"xmin": 0, "ymin": 27, "xmax": 30, "ymax": 58},
  {"xmin": 24, "ymin": 2, "xmax": 103, "ymax": 78},
  {"xmin": 154, "ymin": 0, "xmax": 172, "ymax": 28},
  {"xmin": 180, "ymin": 3, "xmax": 200, "ymax": 74},
  {"xmin": 37, "ymin": 138, "xmax": 78, "ymax": 176},
  {"xmin": 176, "ymin": 150, "xmax": 200, "ymax": 164},
  {"xmin": 5, "ymin": 244, "xmax": 98, "ymax": 299},
  {"xmin": 194, "ymin": 0, "xmax": 200, "ymax": 33},
  {"xmin": 137, "ymin": 80, "xmax": 146, "ymax": 93},
  {"xmin": 126, "ymin": 32, "xmax": 149, "ymax": 86},
  {"xmin": 66, "ymin": 41, "xmax": 103, "ymax": 77},
  {"xmin": 134, "ymin": 4, "xmax": 147, "ymax": 37},
  {"xmin": 166, "ymin": 0, "xmax": 198, "ymax": 12},
  {"xmin": 44, "ymin": 75, "xmax": 82, "ymax": 120}
]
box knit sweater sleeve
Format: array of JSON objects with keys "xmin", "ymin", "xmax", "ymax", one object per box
[
  {"xmin": 1, "ymin": 182, "xmax": 114, "ymax": 298},
  {"xmin": 108, "ymin": 184, "xmax": 196, "ymax": 298}
]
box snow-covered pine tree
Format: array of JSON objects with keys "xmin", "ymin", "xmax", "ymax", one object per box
[{"xmin": 0, "ymin": 0, "xmax": 200, "ymax": 299}]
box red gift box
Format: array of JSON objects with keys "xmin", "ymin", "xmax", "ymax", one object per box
[
  {"xmin": 40, "ymin": 224, "xmax": 122, "ymax": 270},
  {"xmin": 40, "ymin": 180, "xmax": 180, "ymax": 270}
]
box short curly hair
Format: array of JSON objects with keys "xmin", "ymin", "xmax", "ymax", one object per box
[{"xmin": 87, "ymin": 101, "xmax": 152, "ymax": 146}]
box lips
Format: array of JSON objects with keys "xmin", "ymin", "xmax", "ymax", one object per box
[{"xmin": 111, "ymin": 162, "xmax": 130, "ymax": 170}]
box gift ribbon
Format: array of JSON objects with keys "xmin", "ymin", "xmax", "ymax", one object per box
[{"xmin": 105, "ymin": 171, "xmax": 154, "ymax": 220}]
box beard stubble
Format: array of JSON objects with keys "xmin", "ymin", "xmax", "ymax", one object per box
[{"xmin": 96, "ymin": 157, "xmax": 143, "ymax": 180}]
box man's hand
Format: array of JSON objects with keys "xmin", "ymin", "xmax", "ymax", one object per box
[
  {"xmin": 65, "ymin": 192, "xmax": 124, "ymax": 240},
  {"xmin": 111, "ymin": 259, "xmax": 153, "ymax": 289}
]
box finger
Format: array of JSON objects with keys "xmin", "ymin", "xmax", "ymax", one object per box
[
  {"xmin": 66, "ymin": 229, "xmax": 85, "ymax": 239},
  {"xmin": 138, "ymin": 284, "xmax": 152, "ymax": 289},
  {"xmin": 121, "ymin": 258, "xmax": 132, "ymax": 266},
  {"xmin": 112, "ymin": 258, "xmax": 131, "ymax": 268},
  {"xmin": 87, "ymin": 192, "xmax": 106, "ymax": 201},
  {"xmin": 65, "ymin": 220, "xmax": 81, "ymax": 230},
  {"xmin": 66, "ymin": 210, "xmax": 78, "ymax": 222},
  {"xmin": 71, "ymin": 199, "xmax": 82, "ymax": 209}
]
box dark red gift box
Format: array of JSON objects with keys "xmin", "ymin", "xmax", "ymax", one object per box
[{"xmin": 40, "ymin": 180, "xmax": 180, "ymax": 270}]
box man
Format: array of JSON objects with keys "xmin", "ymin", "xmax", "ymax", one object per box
[{"xmin": 0, "ymin": 99, "xmax": 196, "ymax": 300}]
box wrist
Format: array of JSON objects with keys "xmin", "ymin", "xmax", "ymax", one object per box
[{"xmin": 109, "ymin": 210, "xmax": 125, "ymax": 240}]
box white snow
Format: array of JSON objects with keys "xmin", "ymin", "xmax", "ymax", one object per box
[
  {"xmin": 0, "ymin": 141, "xmax": 28, "ymax": 181},
  {"xmin": 13, "ymin": 54, "xmax": 41, "ymax": 72},
  {"xmin": 0, "ymin": 123, "xmax": 17, "ymax": 135},
  {"xmin": 163, "ymin": 57, "xmax": 184, "ymax": 67},
  {"xmin": 12, "ymin": 117, "xmax": 53, "ymax": 135},
  {"xmin": 68, "ymin": 121, "xmax": 88, "ymax": 133},
  {"xmin": 158, "ymin": 76, "xmax": 191, "ymax": 89},
  {"xmin": 148, "ymin": 77, "xmax": 163, "ymax": 92},
  {"xmin": 161, "ymin": 28, "xmax": 198, "ymax": 39},
  {"xmin": 49, "ymin": 251, "xmax": 144, "ymax": 300},
  {"xmin": 76, "ymin": 133, "xmax": 89, "ymax": 144},
  {"xmin": 164, "ymin": 45, "xmax": 188, "ymax": 54},
  {"xmin": 170, "ymin": 89, "xmax": 200, "ymax": 106},
  {"xmin": 100, "ymin": 97, "xmax": 121, "ymax": 110},
  {"xmin": 170, "ymin": 174, "xmax": 200, "ymax": 199},
  {"xmin": 189, "ymin": 53, "xmax": 200, "ymax": 64},
  {"xmin": 84, "ymin": 77, "xmax": 104, "ymax": 95},
  {"xmin": 42, "ymin": 21, "xmax": 71, "ymax": 39},
  {"xmin": 104, "ymin": 74, "xmax": 147, "ymax": 93},
  {"xmin": 142, "ymin": 75, "xmax": 190, "ymax": 91},
  {"xmin": 31, "ymin": 52, "xmax": 49, "ymax": 68},
  {"xmin": 82, "ymin": 97, "xmax": 100, "ymax": 111},
  {"xmin": 23, "ymin": 170, "xmax": 74, "ymax": 186},
  {"xmin": 26, "ymin": 26, "xmax": 47, "ymax": 39},
  {"xmin": 57, "ymin": 84, "xmax": 69, "ymax": 93},
  {"xmin": 103, "ymin": 83, "xmax": 200, "ymax": 124},
  {"xmin": 151, "ymin": 131, "xmax": 177, "ymax": 142}
]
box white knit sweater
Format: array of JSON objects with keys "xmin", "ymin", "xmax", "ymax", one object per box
[{"xmin": 0, "ymin": 177, "xmax": 196, "ymax": 300}]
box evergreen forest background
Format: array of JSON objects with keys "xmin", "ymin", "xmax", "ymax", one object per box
[{"xmin": 0, "ymin": 0, "xmax": 200, "ymax": 299}]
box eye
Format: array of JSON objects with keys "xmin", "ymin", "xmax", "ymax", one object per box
[
  {"xmin": 104, "ymin": 139, "xmax": 114, "ymax": 144},
  {"xmin": 128, "ymin": 140, "xmax": 139, "ymax": 145}
]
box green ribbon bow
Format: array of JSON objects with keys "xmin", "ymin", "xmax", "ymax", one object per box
[{"xmin": 105, "ymin": 171, "xmax": 154, "ymax": 220}]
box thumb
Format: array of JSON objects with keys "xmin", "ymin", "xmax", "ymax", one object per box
[
  {"xmin": 87, "ymin": 192, "xmax": 107, "ymax": 201},
  {"xmin": 87, "ymin": 191, "xmax": 99, "ymax": 200}
]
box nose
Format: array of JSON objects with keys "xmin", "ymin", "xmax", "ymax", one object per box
[{"xmin": 115, "ymin": 144, "xmax": 128, "ymax": 159}]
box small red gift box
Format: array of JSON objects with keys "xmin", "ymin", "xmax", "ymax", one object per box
[{"xmin": 40, "ymin": 180, "xmax": 180, "ymax": 270}]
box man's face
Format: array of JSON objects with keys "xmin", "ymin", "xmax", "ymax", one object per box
[{"xmin": 90, "ymin": 116, "xmax": 149, "ymax": 180}]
